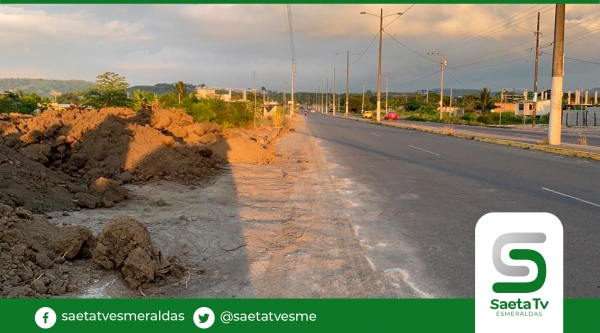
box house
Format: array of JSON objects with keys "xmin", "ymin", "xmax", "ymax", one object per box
[
  {"xmin": 515, "ymin": 99, "xmax": 551, "ymax": 117},
  {"xmin": 491, "ymin": 103, "xmax": 517, "ymax": 113},
  {"xmin": 196, "ymin": 88, "xmax": 232, "ymax": 102}
]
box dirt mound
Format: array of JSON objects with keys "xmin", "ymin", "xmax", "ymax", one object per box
[
  {"xmin": 54, "ymin": 226, "xmax": 96, "ymax": 260},
  {"xmin": 93, "ymin": 216, "xmax": 169, "ymax": 289},
  {"xmin": 0, "ymin": 205, "xmax": 92, "ymax": 298},
  {"xmin": 211, "ymin": 127, "xmax": 290, "ymax": 164},
  {"xmin": 1, "ymin": 108, "xmax": 291, "ymax": 213},
  {"xmin": 0, "ymin": 108, "xmax": 221, "ymax": 186},
  {"xmin": 0, "ymin": 145, "xmax": 81, "ymax": 213}
]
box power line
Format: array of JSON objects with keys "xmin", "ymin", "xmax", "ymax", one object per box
[
  {"xmin": 443, "ymin": 5, "xmax": 554, "ymax": 53},
  {"xmin": 446, "ymin": 67, "xmax": 503, "ymax": 88},
  {"xmin": 349, "ymin": 30, "xmax": 380, "ymax": 67},
  {"xmin": 540, "ymin": 51, "xmax": 600, "ymax": 65},
  {"xmin": 433, "ymin": 5, "xmax": 548, "ymax": 52},
  {"xmin": 388, "ymin": 69, "xmax": 440, "ymax": 88},
  {"xmin": 445, "ymin": 70, "xmax": 467, "ymax": 88},
  {"xmin": 384, "ymin": 31, "xmax": 438, "ymax": 64}
]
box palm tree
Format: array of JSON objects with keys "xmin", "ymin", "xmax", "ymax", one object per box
[
  {"xmin": 174, "ymin": 81, "xmax": 187, "ymax": 105},
  {"xmin": 132, "ymin": 90, "xmax": 155, "ymax": 110},
  {"xmin": 477, "ymin": 87, "xmax": 496, "ymax": 112}
]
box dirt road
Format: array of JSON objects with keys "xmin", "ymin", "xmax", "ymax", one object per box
[{"xmin": 49, "ymin": 115, "xmax": 417, "ymax": 298}]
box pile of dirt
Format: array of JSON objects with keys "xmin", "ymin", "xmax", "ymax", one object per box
[
  {"xmin": 0, "ymin": 144, "xmax": 81, "ymax": 213},
  {"xmin": 0, "ymin": 205, "xmax": 179, "ymax": 298},
  {"xmin": 211, "ymin": 126, "xmax": 291, "ymax": 164},
  {"xmin": 0, "ymin": 205, "xmax": 89, "ymax": 298},
  {"xmin": 0, "ymin": 108, "xmax": 222, "ymax": 184},
  {"xmin": 1, "ymin": 108, "xmax": 292, "ymax": 213},
  {"xmin": 93, "ymin": 216, "xmax": 172, "ymax": 289}
]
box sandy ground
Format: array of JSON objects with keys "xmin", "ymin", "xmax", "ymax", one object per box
[{"xmin": 47, "ymin": 115, "xmax": 416, "ymax": 298}]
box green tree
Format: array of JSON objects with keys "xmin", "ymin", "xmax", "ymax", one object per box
[
  {"xmin": 57, "ymin": 92, "xmax": 83, "ymax": 105},
  {"xmin": 82, "ymin": 72, "xmax": 131, "ymax": 109},
  {"xmin": 174, "ymin": 81, "xmax": 187, "ymax": 105},
  {"xmin": 0, "ymin": 94, "xmax": 19, "ymax": 113},
  {"xmin": 477, "ymin": 87, "xmax": 496, "ymax": 112},
  {"xmin": 132, "ymin": 90, "xmax": 156, "ymax": 110},
  {"xmin": 158, "ymin": 92, "xmax": 179, "ymax": 109}
]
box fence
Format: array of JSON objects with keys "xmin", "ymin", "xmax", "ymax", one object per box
[{"xmin": 563, "ymin": 110, "xmax": 600, "ymax": 127}]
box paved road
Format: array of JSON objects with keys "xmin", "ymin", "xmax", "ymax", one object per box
[
  {"xmin": 305, "ymin": 112, "xmax": 600, "ymax": 298},
  {"xmin": 341, "ymin": 113, "xmax": 600, "ymax": 146},
  {"xmin": 397, "ymin": 119, "xmax": 600, "ymax": 147}
]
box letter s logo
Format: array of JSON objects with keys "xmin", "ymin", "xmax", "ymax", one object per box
[{"xmin": 492, "ymin": 232, "xmax": 546, "ymax": 293}]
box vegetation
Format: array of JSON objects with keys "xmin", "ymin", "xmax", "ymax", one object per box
[
  {"xmin": 0, "ymin": 90, "xmax": 51, "ymax": 114},
  {"xmin": 0, "ymin": 78, "xmax": 94, "ymax": 97},
  {"xmin": 82, "ymin": 72, "xmax": 132, "ymax": 109}
]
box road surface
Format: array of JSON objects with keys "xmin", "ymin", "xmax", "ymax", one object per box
[
  {"xmin": 340, "ymin": 113, "xmax": 600, "ymax": 147},
  {"xmin": 305, "ymin": 112, "xmax": 600, "ymax": 298}
]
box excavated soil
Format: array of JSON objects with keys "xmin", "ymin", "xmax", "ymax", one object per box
[
  {"xmin": 0, "ymin": 107, "xmax": 292, "ymax": 298},
  {"xmin": 0, "ymin": 108, "xmax": 289, "ymax": 213}
]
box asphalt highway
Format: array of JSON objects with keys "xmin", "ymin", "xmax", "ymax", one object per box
[{"xmin": 305, "ymin": 112, "xmax": 600, "ymax": 298}]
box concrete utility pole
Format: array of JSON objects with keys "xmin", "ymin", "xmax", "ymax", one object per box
[
  {"xmin": 291, "ymin": 59, "xmax": 295, "ymax": 114},
  {"xmin": 333, "ymin": 69, "xmax": 336, "ymax": 116},
  {"xmin": 346, "ymin": 51, "xmax": 350, "ymax": 116},
  {"xmin": 428, "ymin": 52, "xmax": 446, "ymax": 120},
  {"xmin": 360, "ymin": 9, "xmax": 402, "ymax": 122},
  {"xmin": 282, "ymin": 81, "xmax": 287, "ymax": 113},
  {"xmin": 532, "ymin": 12, "xmax": 541, "ymax": 127},
  {"xmin": 549, "ymin": 4, "xmax": 565, "ymax": 146},
  {"xmin": 326, "ymin": 77, "xmax": 329, "ymax": 114},
  {"xmin": 384, "ymin": 76, "xmax": 388, "ymax": 112},
  {"xmin": 253, "ymin": 71, "xmax": 257, "ymax": 127},
  {"xmin": 376, "ymin": 8, "xmax": 383, "ymax": 122},
  {"xmin": 361, "ymin": 84, "xmax": 365, "ymax": 113}
]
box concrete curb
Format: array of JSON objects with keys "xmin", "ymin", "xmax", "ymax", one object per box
[{"xmin": 322, "ymin": 113, "xmax": 600, "ymax": 162}]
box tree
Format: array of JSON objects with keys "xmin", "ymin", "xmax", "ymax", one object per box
[
  {"xmin": 158, "ymin": 93, "xmax": 179, "ymax": 109},
  {"xmin": 82, "ymin": 72, "xmax": 131, "ymax": 109},
  {"xmin": 476, "ymin": 87, "xmax": 496, "ymax": 112},
  {"xmin": 174, "ymin": 81, "xmax": 187, "ymax": 105},
  {"xmin": 132, "ymin": 90, "xmax": 156, "ymax": 111},
  {"xmin": 57, "ymin": 92, "xmax": 83, "ymax": 106}
]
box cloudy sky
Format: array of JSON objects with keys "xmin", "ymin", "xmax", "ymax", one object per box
[{"xmin": 0, "ymin": 4, "xmax": 598, "ymax": 93}]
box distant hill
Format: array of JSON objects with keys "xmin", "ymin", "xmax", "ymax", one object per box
[
  {"xmin": 0, "ymin": 78, "xmax": 94, "ymax": 97},
  {"xmin": 128, "ymin": 83, "xmax": 198, "ymax": 96}
]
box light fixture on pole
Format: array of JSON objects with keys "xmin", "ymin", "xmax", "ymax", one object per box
[{"xmin": 361, "ymin": 9, "xmax": 403, "ymax": 122}]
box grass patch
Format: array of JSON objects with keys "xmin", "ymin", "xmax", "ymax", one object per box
[{"xmin": 578, "ymin": 133, "xmax": 587, "ymax": 146}]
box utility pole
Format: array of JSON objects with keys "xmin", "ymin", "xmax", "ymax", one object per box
[
  {"xmin": 253, "ymin": 71, "xmax": 257, "ymax": 127},
  {"xmin": 282, "ymin": 81, "xmax": 287, "ymax": 114},
  {"xmin": 428, "ymin": 52, "xmax": 446, "ymax": 120},
  {"xmin": 361, "ymin": 84, "xmax": 365, "ymax": 113},
  {"xmin": 333, "ymin": 69, "xmax": 336, "ymax": 116},
  {"xmin": 532, "ymin": 12, "xmax": 541, "ymax": 127},
  {"xmin": 549, "ymin": 4, "xmax": 565, "ymax": 146},
  {"xmin": 326, "ymin": 77, "xmax": 329, "ymax": 114},
  {"xmin": 346, "ymin": 51, "xmax": 350, "ymax": 116},
  {"xmin": 291, "ymin": 59, "xmax": 295, "ymax": 114},
  {"xmin": 360, "ymin": 9, "xmax": 402, "ymax": 121},
  {"xmin": 376, "ymin": 8, "xmax": 383, "ymax": 121},
  {"xmin": 263, "ymin": 90, "xmax": 266, "ymax": 116},
  {"xmin": 385, "ymin": 76, "xmax": 388, "ymax": 112}
]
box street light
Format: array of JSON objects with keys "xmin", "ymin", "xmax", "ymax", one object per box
[{"xmin": 361, "ymin": 9, "xmax": 403, "ymax": 122}]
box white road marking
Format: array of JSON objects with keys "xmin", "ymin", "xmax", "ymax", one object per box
[
  {"xmin": 541, "ymin": 187, "xmax": 600, "ymax": 208},
  {"xmin": 369, "ymin": 133, "xmax": 381, "ymax": 137},
  {"xmin": 408, "ymin": 145, "xmax": 440, "ymax": 156}
]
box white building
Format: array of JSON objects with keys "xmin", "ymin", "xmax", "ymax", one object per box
[{"xmin": 515, "ymin": 99, "xmax": 551, "ymax": 117}]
